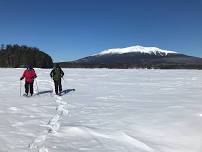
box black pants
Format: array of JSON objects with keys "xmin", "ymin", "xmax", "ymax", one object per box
[
  {"xmin": 25, "ymin": 82, "xmax": 34, "ymax": 95},
  {"xmin": 54, "ymin": 79, "xmax": 62, "ymax": 94}
]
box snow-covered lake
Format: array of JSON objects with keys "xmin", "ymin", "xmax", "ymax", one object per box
[{"xmin": 0, "ymin": 68, "xmax": 202, "ymax": 152}]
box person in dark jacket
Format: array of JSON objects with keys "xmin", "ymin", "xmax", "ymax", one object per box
[
  {"xmin": 20, "ymin": 65, "xmax": 37, "ymax": 96},
  {"xmin": 50, "ymin": 64, "xmax": 64, "ymax": 95}
]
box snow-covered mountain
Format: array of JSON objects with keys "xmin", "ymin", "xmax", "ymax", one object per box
[
  {"xmin": 58, "ymin": 45, "xmax": 202, "ymax": 69},
  {"xmin": 95, "ymin": 45, "xmax": 178, "ymax": 56}
]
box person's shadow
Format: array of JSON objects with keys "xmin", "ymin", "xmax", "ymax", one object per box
[
  {"xmin": 36, "ymin": 89, "xmax": 75, "ymax": 96},
  {"xmin": 59, "ymin": 89, "xmax": 76, "ymax": 96},
  {"xmin": 37, "ymin": 90, "xmax": 53, "ymax": 95}
]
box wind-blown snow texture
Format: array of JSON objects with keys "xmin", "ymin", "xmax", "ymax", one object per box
[
  {"xmin": 96, "ymin": 45, "xmax": 178, "ymax": 56},
  {"xmin": 0, "ymin": 68, "xmax": 202, "ymax": 152}
]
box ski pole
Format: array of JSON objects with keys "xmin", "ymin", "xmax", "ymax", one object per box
[
  {"xmin": 20, "ymin": 80, "xmax": 22, "ymax": 96},
  {"xmin": 51, "ymin": 78, "xmax": 54, "ymax": 93},
  {"xmin": 35, "ymin": 79, "xmax": 39, "ymax": 94},
  {"xmin": 62, "ymin": 77, "xmax": 67, "ymax": 83}
]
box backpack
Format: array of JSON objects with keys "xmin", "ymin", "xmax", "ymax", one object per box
[{"xmin": 53, "ymin": 68, "xmax": 62, "ymax": 81}]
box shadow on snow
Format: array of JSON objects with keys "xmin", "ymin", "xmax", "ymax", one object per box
[
  {"xmin": 36, "ymin": 89, "xmax": 75, "ymax": 96},
  {"xmin": 59, "ymin": 89, "xmax": 76, "ymax": 96}
]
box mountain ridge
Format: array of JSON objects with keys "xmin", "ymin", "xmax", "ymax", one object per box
[
  {"xmin": 58, "ymin": 45, "xmax": 202, "ymax": 69},
  {"xmin": 94, "ymin": 45, "xmax": 178, "ymax": 56}
]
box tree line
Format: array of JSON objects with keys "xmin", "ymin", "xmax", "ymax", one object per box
[{"xmin": 0, "ymin": 44, "xmax": 53, "ymax": 68}]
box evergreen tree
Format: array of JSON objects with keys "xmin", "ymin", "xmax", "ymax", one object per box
[{"xmin": 0, "ymin": 44, "xmax": 53, "ymax": 68}]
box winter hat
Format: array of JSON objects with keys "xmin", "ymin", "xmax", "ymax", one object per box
[
  {"xmin": 55, "ymin": 63, "xmax": 60, "ymax": 68},
  {"xmin": 27, "ymin": 64, "xmax": 33, "ymax": 69}
]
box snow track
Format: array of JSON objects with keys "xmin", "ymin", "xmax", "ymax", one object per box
[
  {"xmin": 1, "ymin": 69, "xmax": 202, "ymax": 152},
  {"xmin": 28, "ymin": 81, "xmax": 69, "ymax": 152},
  {"xmin": 59, "ymin": 126, "xmax": 155, "ymax": 152}
]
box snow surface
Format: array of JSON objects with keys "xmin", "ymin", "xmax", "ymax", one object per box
[
  {"xmin": 0, "ymin": 68, "xmax": 202, "ymax": 152},
  {"xmin": 95, "ymin": 45, "xmax": 178, "ymax": 56}
]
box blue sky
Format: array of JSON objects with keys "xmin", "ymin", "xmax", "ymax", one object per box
[{"xmin": 0, "ymin": 0, "xmax": 202, "ymax": 61}]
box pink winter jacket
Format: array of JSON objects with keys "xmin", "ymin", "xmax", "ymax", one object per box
[{"xmin": 21, "ymin": 69, "xmax": 37, "ymax": 83}]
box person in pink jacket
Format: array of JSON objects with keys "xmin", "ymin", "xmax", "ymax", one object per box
[{"xmin": 20, "ymin": 65, "xmax": 37, "ymax": 96}]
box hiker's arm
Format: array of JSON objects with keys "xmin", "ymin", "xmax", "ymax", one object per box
[
  {"xmin": 61, "ymin": 69, "xmax": 64, "ymax": 77},
  {"xmin": 20, "ymin": 71, "xmax": 26, "ymax": 80},
  {"xmin": 50, "ymin": 70, "xmax": 54, "ymax": 78},
  {"xmin": 33, "ymin": 71, "xmax": 37, "ymax": 79}
]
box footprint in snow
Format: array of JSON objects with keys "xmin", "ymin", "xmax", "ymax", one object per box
[
  {"xmin": 8, "ymin": 107, "xmax": 20, "ymax": 113},
  {"xmin": 12, "ymin": 122, "xmax": 24, "ymax": 127},
  {"xmin": 8, "ymin": 107, "xmax": 18, "ymax": 111}
]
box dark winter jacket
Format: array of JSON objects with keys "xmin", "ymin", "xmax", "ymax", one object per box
[
  {"xmin": 21, "ymin": 69, "xmax": 37, "ymax": 83},
  {"xmin": 50, "ymin": 67, "xmax": 64, "ymax": 81}
]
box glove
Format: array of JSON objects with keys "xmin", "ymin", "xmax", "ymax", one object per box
[{"xmin": 20, "ymin": 77, "xmax": 23, "ymax": 80}]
